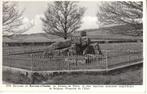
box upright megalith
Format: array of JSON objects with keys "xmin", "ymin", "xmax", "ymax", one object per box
[{"xmin": 43, "ymin": 31, "xmax": 102, "ymax": 56}]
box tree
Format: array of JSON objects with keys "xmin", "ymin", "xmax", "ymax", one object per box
[
  {"xmin": 3, "ymin": 2, "xmax": 33, "ymax": 37},
  {"xmin": 97, "ymin": 1, "xmax": 143, "ymax": 30},
  {"xmin": 41, "ymin": 1, "xmax": 85, "ymax": 39}
]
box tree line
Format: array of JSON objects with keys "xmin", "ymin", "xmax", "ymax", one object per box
[{"xmin": 3, "ymin": 1, "xmax": 143, "ymax": 39}]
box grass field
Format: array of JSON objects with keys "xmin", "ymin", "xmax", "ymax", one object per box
[
  {"xmin": 3, "ymin": 42, "xmax": 143, "ymax": 71},
  {"xmin": 2, "ymin": 23, "xmax": 143, "ymax": 84},
  {"xmin": 44, "ymin": 64, "xmax": 143, "ymax": 84},
  {"xmin": 3, "ymin": 42, "xmax": 142, "ymax": 55},
  {"xmin": 2, "ymin": 41, "xmax": 143, "ymax": 84},
  {"xmin": 3, "ymin": 64, "xmax": 142, "ymax": 84}
]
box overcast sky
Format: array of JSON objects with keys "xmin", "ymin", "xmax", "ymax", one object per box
[{"xmin": 17, "ymin": 1, "xmax": 99, "ymax": 34}]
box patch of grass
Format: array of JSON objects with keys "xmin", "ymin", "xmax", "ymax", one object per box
[
  {"xmin": 44, "ymin": 64, "xmax": 143, "ymax": 85},
  {"xmin": 100, "ymin": 43, "xmax": 142, "ymax": 51},
  {"xmin": 3, "ymin": 70, "xmax": 31, "ymax": 84},
  {"xmin": 3, "ymin": 64, "xmax": 142, "ymax": 85},
  {"xmin": 3, "ymin": 43, "xmax": 143, "ymax": 71}
]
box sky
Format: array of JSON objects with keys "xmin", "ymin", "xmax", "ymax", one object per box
[{"xmin": 17, "ymin": 1, "xmax": 99, "ymax": 34}]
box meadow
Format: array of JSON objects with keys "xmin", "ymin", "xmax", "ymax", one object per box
[
  {"xmin": 3, "ymin": 63, "xmax": 142, "ymax": 84},
  {"xmin": 3, "ymin": 42, "xmax": 143, "ymax": 71},
  {"xmin": 2, "ymin": 36, "xmax": 143, "ymax": 84}
]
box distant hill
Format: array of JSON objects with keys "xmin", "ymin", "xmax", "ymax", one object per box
[
  {"xmin": 3, "ymin": 24, "xmax": 142, "ymax": 43},
  {"xmin": 3, "ymin": 33, "xmax": 64, "ymax": 43},
  {"xmin": 78, "ymin": 24, "xmax": 142, "ymax": 36}
]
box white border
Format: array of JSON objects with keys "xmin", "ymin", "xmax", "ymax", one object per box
[{"xmin": 0, "ymin": 0, "xmax": 146, "ymax": 94}]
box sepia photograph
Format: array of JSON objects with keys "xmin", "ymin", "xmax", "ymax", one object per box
[{"xmin": 2, "ymin": 1, "xmax": 143, "ymax": 85}]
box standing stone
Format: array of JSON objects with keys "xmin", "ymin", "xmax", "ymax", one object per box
[
  {"xmin": 93, "ymin": 42, "xmax": 103, "ymax": 55},
  {"xmin": 83, "ymin": 45, "xmax": 95, "ymax": 55}
]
